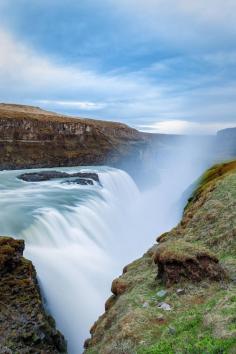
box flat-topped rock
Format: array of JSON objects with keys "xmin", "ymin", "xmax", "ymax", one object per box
[{"xmin": 18, "ymin": 170, "xmax": 100, "ymax": 184}]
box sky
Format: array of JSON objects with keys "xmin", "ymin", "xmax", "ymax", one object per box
[{"xmin": 0, "ymin": 0, "xmax": 236, "ymax": 134}]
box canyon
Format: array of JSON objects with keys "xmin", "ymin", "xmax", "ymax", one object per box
[{"xmin": 0, "ymin": 103, "xmax": 236, "ymax": 354}]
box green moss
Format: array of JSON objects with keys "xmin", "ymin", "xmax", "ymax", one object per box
[
  {"xmin": 154, "ymin": 240, "xmax": 216, "ymax": 263},
  {"xmin": 186, "ymin": 160, "xmax": 236, "ymax": 210}
]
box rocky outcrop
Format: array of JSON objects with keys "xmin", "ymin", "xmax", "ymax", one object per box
[
  {"xmin": 0, "ymin": 104, "xmax": 148, "ymax": 170},
  {"xmin": 0, "ymin": 236, "xmax": 67, "ymax": 353},
  {"xmin": 84, "ymin": 161, "xmax": 236, "ymax": 354},
  {"xmin": 18, "ymin": 170, "xmax": 100, "ymax": 184},
  {"xmin": 154, "ymin": 240, "xmax": 225, "ymax": 286}
]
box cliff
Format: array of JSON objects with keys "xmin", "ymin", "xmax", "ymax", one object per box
[
  {"xmin": 0, "ymin": 236, "xmax": 67, "ymax": 353},
  {"xmin": 216, "ymin": 128, "xmax": 236, "ymax": 159},
  {"xmin": 84, "ymin": 161, "xmax": 236, "ymax": 354},
  {"xmin": 0, "ymin": 103, "xmax": 148, "ymax": 170}
]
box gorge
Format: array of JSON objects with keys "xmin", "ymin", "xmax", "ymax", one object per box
[{"xmin": 0, "ymin": 104, "xmax": 236, "ymax": 354}]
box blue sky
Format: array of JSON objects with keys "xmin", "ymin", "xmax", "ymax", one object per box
[{"xmin": 0, "ymin": 0, "xmax": 236, "ymax": 133}]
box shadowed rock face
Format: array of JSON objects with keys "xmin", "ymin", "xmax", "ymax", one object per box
[{"xmin": 0, "ymin": 237, "xmax": 67, "ymax": 354}]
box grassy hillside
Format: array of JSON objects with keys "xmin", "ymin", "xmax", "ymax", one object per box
[{"xmin": 84, "ymin": 161, "xmax": 236, "ymax": 354}]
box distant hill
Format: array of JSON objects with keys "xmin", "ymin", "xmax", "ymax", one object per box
[
  {"xmin": 217, "ymin": 127, "xmax": 236, "ymax": 138},
  {"xmin": 216, "ymin": 127, "xmax": 236, "ymax": 159}
]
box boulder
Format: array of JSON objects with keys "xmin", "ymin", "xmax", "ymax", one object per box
[
  {"xmin": 18, "ymin": 170, "xmax": 100, "ymax": 184},
  {"xmin": 154, "ymin": 240, "xmax": 225, "ymax": 286},
  {"xmin": 111, "ymin": 278, "xmax": 128, "ymax": 296}
]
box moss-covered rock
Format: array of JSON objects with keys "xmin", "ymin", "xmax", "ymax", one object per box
[
  {"xmin": 154, "ymin": 240, "xmax": 225, "ymax": 286},
  {"xmin": 0, "ymin": 236, "xmax": 67, "ymax": 353},
  {"xmin": 111, "ymin": 278, "xmax": 128, "ymax": 296}
]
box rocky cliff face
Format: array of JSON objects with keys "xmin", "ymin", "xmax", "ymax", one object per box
[
  {"xmin": 0, "ymin": 236, "xmax": 67, "ymax": 353},
  {"xmin": 0, "ymin": 104, "xmax": 148, "ymax": 170},
  {"xmin": 84, "ymin": 161, "xmax": 236, "ymax": 354}
]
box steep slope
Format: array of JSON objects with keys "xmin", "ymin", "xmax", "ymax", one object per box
[
  {"xmin": 0, "ymin": 236, "xmax": 67, "ymax": 353},
  {"xmin": 84, "ymin": 161, "xmax": 236, "ymax": 354},
  {"xmin": 0, "ymin": 103, "xmax": 147, "ymax": 170}
]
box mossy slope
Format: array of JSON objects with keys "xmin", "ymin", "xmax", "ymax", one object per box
[{"xmin": 84, "ymin": 161, "xmax": 236, "ymax": 354}]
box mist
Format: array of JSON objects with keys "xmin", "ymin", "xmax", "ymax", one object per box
[{"xmin": 0, "ymin": 135, "xmax": 218, "ymax": 353}]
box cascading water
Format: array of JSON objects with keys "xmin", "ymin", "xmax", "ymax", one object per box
[
  {"xmin": 0, "ymin": 139, "xmax": 215, "ymax": 353},
  {"xmin": 0, "ymin": 166, "xmax": 157, "ymax": 353}
]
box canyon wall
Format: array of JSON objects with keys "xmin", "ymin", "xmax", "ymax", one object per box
[
  {"xmin": 0, "ymin": 237, "xmax": 67, "ymax": 353},
  {"xmin": 0, "ymin": 104, "xmax": 148, "ymax": 170}
]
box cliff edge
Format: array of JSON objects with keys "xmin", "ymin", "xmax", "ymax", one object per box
[
  {"xmin": 0, "ymin": 236, "xmax": 67, "ymax": 353},
  {"xmin": 0, "ymin": 103, "xmax": 147, "ymax": 170},
  {"xmin": 84, "ymin": 161, "xmax": 236, "ymax": 354}
]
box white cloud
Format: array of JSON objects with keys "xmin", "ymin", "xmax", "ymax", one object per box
[
  {"xmin": 137, "ymin": 120, "xmax": 236, "ymax": 135},
  {"xmin": 39, "ymin": 100, "xmax": 107, "ymax": 111},
  {"xmin": 0, "ymin": 29, "xmax": 158, "ymax": 101},
  {"xmin": 0, "ymin": 27, "xmax": 236, "ymax": 132},
  {"xmin": 110, "ymin": 0, "xmax": 236, "ymax": 50}
]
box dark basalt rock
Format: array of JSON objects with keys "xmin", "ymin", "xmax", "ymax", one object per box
[
  {"xmin": 18, "ymin": 170, "xmax": 100, "ymax": 184},
  {"xmin": 62, "ymin": 178, "xmax": 94, "ymax": 186},
  {"xmin": 0, "ymin": 236, "xmax": 67, "ymax": 353}
]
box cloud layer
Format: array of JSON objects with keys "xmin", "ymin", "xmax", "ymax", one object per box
[{"xmin": 0, "ymin": 1, "xmax": 236, "ymax": 134}]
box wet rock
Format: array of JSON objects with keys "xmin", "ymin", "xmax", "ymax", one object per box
[
  {"xmin": 62, "ymin": 178, "xmax": 94, "ymax": 186},
  {"xmin": 111, "ymin": 278, "xmax": 128, "ymax": 296},
  {"xmin": 18, "ymin": 170, "xmax": 100, "ymax": 184},
  {"xmin": 0, "ymin": 236, "xmax": 67, "ymax": 353},
  {"xmin": 154, "ymin": 240, "xmax": 226, "ymax": 286},
  {"xmin": 18, "ymin": 171, "xmax": 68, "ymax": 181}
]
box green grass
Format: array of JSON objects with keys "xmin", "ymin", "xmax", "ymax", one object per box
[
  {"xmin": 139, "ymin": 336, "xmax": 235, "ymax": 354},
  {"xmin": 138, "ymin": 307, "xmax": 235, "ymax": 354},
  {"xmin": 137, "ymin": 292, "xmax": 236, "ymax": 354}
]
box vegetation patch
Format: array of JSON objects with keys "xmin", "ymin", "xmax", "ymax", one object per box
[{"xmin": 154, "ymin": 240, "xmax": 225, "ymax": 286}]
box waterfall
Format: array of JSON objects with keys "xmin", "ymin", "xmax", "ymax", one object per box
[
  {"xmin": 0, "ymin": 138, "xmax": 214, "ymax": 353},
  {"xmin": 0, "ymin": 167, "xmax": 152, "ymax": 353}
]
